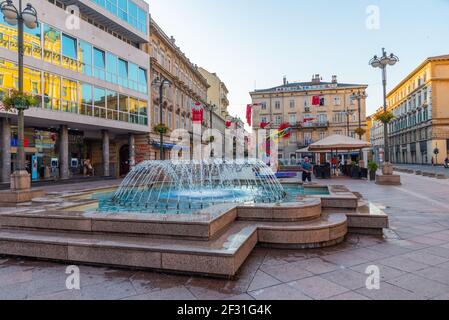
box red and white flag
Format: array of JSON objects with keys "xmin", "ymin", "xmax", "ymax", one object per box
[{"xmin": 192, "ymin": 102, "xmax": 204, "ymax": 123}]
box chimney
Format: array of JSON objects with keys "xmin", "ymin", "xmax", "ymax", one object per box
[
  {"xmin": 312, "ymin": 74, "xmax": 321, "ymax": 84},
  {"xmin": 170, "ymin": 36, "xmax": 176, "ymax": 44},
  {"xmin": 283, "ymin": 76, "xmax": 287, "ymax": 85},
  {"xmin": 332, "ymin": 75, "xmax": 338, "ymax": 84}
]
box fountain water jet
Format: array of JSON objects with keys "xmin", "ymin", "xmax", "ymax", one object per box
[{"xmin": 106, "ymin": 159, "xmax": 285, "ymax": 214}]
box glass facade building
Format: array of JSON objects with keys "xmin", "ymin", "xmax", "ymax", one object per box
[
  {"xmin": 91, "ymin": 0, "xmax": 148, "ymax": 34},
  {"xmin": 0, "ymin": 16, "xmax": 148, "ymax": 94}
]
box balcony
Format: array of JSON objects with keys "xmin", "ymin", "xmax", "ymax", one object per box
[{"xmin": 291, "ymin": 121, "xmax": 329, "ymax": 129}]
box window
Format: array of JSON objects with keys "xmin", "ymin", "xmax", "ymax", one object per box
[
  {"xmin": 118, "ymin": 59, "xmax": 128, "ymax": 87},
  {"xmin": 333, "ymin": 97, "xmax": 341, "ymax": 106},
  {"xmin": 319, "ymin": 132, "xmax": 326, "ymax": 140},
  {"xmin": 119, "ymin": 94, "xmax": 129, "ymax": 122},
  {"xmin": 139, "ymin": 100, "xmax": 148, "ymax": 125},
  {"xmin": 106, "ymin": 52, "xmax": 118, "ymax": 84},
  {"xmin": 289, "ymin": 114, "xmax": 296, "ymax": 124},
  {"xmin": 93, "ymin": 48, "xmax": 106, "ymax": 80},
  {"xmin": 81, "ymin": 84, "xmax": 92, "ymax": 116},
  {"xmin": 275, "ymin": 101, "xmax": 281, "ymax": 109},
  {"xmin": 275, "ymin": 115, "xmax": 282, "ymax": 124},
  {"xmin": 79, "ymin": 41, "xmax": 92, "ymax": 76},
  {"xmin": 128, "ymin": 63, "xmax": 139, "ymax": 91},
  {"xmin": 154, "ymin": 106, "xmax": 159, "ymax": 125},
  {"xmin": 289, "ymin": 100, "xmax": 295, "ymax": 108},
  {"xmin": 261, "ymin": 102, "xmax": 267, "ymax": 110},
  {"xmin": 62, "ymin": 34, "xmax": 77, "ymax": 60},
  {"xmin": 43, "ymin": 25, "xmax": 61, "ymax": 66},
  {"xmin": 106, "ymin": 90, "xmax": 118, "ymax": 120},
  {"xmin": 61, "ymin": 78, "xmax": 79, "ymax": 113},
  {"xmin": 43, "ymin": 73, "xmax": 61, "ymax": 110},
  {"xmin": 93, "ymin": 87, "xmax": 106, "ymax": 118},
  {"xmin": 138, "ymin": 68, "xmax": 147, "ymax": 94},
  {"xmin": 129, "ymin": 97, "xmax": 139, "ymax": 124}
]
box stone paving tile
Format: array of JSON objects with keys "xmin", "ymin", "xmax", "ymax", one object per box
[
  {"xmin": 387, "ymin": 274, "xmax": 449, "ymax": 299},
  {"xmin": 287, "ymin": 276, "xmax": 350, "ymax": 300},
  {"xmin": 293, "ymin": 257, "xmax": 341, "ymax": 275},
  {"xmin": 249, "ymin": 283, "xmax": 312, "ymax": 300},
  {"xmin": 124, "ymin": 286, "xmax": 197, "ymax": 300},
  {"xmin": 417, "ymin": 246, "xmax": 449, "ymax": 259},
  {"xmin": 350, "ymin": 263, "xmax": 406, "ymax": 282},
  {"xmin": 407, "ymin": 235, "xmax": 448, "ymax": 246},
  {"xmin": 376, "ymin": 256, "xmax": 430, "ymax": 273},
  {"xmin": 412, "ymin": 266, "xmax": 449, "ymax": 286},
  {"xmin": 320, "ymin": 268, "xmax": 368, "ymax": 290},
  {"xmin": 129, "ymin": 272, "xmax": 190, "ymax": 295},
  {"xmin": 397, "ymin": 251, "xmax": 449, "ymax": 266},
  {"xmin": 247, "ymin": 270, "xmax": 281, "ymax": 292},
  {"xmin": 321, "ymin": 251, "xmax": 374, "ymax": 268},
  {"xmin": 259, "ymin": 262, "xmax": 314, "ymax": 283},
  {"xmin": 185, "ymin": 277, "xmax": 249, "ymax": 300},
  {"xmin": 326, "ymin": 291, "xmax": 371, "ymax": 300},
  {"xmin": 356, "ymin": 282, "xmax": 425, "ymax": 300}
]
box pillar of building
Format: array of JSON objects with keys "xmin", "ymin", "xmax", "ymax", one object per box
[
  {"xmin": 59, "ymin": 125, "xmax": 69, "ymax": 180},
  {"xmin": 102, "ymin": 130, "xmax": 110, "ymax": 177},
  {"xmin": 129, "ymin": 133, "xmax": 135, "ymax": 169},
  {"xmin": 0, "ymin": 118, "xmax": 11, "ymax": 183}
]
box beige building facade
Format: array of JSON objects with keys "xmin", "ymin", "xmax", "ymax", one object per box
[
  {"xmin": 198, "ymin": 68, "xmax": 229, "ymax": 119},
  {"xmin": 383, "ymin": 55, "xmax": 449, "ymax": 165},
  {"xmin": 143, "ymin": 18, "xmax": 209, "ymax": 160},
  {"xmin": 250, "ymin": 75, "xmax": 368, "ymax": 163}
]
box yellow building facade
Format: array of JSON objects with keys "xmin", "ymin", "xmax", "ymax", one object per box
[
  {"xmin": 250, "ymin": 75, "xmax": 368, "ymax": 163},
  {"xmin": 383, "ymin": 54, "xmax": 449, "ymax": 165},
  {"xmin": 197, "ymin": 68, "xmax": 229, "ymax": 120}
]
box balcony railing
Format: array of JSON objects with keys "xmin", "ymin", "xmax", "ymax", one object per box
[{"xmin": 291, "ymin": 121, "xmax": 329, "ymax": 129}]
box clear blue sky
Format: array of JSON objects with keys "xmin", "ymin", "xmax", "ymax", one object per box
[{"xmin": 147, "ymin": 0, "xmax": 449, "ymax": 127}]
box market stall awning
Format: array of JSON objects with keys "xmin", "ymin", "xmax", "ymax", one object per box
[{"xmin": 297, "ymin": 135, "xmax": 371, "ymax": 152}]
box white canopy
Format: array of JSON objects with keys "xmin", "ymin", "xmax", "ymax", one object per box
[{"xmin": 297, "ymin": 135, "xmax": 371, "ymax": 153}]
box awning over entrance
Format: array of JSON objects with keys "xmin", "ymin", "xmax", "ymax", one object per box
[{"xmin": 298, "ymin": 135, "xmax": 371, "ymax": 152}]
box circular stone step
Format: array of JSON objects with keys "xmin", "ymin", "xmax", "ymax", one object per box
[{"xmin": 237, "ymin": 198, "xmax": 322, "ymax": 222}]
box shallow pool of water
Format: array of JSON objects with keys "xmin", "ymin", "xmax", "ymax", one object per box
[{"xmin": 93, "ymin": 184, "xmax": 329, "ymax": 215}]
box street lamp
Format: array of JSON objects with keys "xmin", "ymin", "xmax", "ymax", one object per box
[
  {"xmin": 344, "ymin": 108, "xmax": 354, "ymax": 137},
  {"xmin": 351, "ymin": 91, "xmax": 368, "ymax": 139},
  {"xmin": 369, "ymin": 48, "xmax": 399, "ymax": 164},
  {"xmin": 152, "ymin": 76, "xmax": 171, "ymax": 160},
  {"xmin": 1, "ymin": 0, "xmax": 38, "ymax": 189}
]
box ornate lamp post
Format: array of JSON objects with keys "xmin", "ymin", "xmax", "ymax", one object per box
[
  {"xmin": 344, "ymin": 108, "xmax": 354, "ymax": 137},
  {"xmin": 351, "ymin": 90, "xmax": 368, "ymax": 139},
  {"xmin": 152, "ymin": 77, "xmax": 170, "ymax": 160},
  {"xmin": 369, "ymin": 48, "xmax": 399, "ymax": 164},
  {"xmin": 1, "ymin": 0, "xmax": 38, "ymax": 191}
]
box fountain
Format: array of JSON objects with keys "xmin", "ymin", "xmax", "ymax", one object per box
[{"xmin": 103, "ymin": 159, "xmax": 286, "ymax": 214}]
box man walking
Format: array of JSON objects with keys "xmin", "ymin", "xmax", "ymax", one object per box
[{"xmin": 300, "ymin": 157, "xmax": 314, "ymax": 184}]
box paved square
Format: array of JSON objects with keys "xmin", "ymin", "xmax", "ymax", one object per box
[{"xmin": 1, "ymin": 173, "xmax": 449, "ymax": 300}]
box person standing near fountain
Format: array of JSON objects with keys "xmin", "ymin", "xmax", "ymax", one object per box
[{"xmin": 300, "ymin": 157, "xmax": 314, "ymax": 184}]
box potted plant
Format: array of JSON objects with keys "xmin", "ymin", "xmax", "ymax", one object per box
[
  {"xmin": 374, "ymin": 110, "xmax": 395, "ymax": 124},
  {"xmin": 1, "ymin": 90, "xmax": 39, "ymax": 111},
  {"xmin": 354, "ymin": 127, "xmax": 366, "ymax": 138},
  {"xmin": 368, "ymin": 161, "xmax": 379, "ymax": 181},
  {"xmin": 153, "ymin": 123, "xmax": 169, "ymax": 135}
]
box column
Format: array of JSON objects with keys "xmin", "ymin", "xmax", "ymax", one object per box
[
  {"xmin": 129, "ymin": 134, "xmax": 135, "ymax": 169},
  {"xmin": 59, "ymin": 125, "xmax": 69, "ymax": 180},
  {"xmin": 102, "ymin": 130, "xmax": 110, "ymax": 177},
  {"xmin": 0, "ymin": 118, "xmax": 11, "ymax": 183}
]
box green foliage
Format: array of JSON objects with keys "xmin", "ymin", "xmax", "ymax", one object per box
[
  {"xmin": 154, "ymin": 123, "xmax": 169, "ymax": 135},
  {"xmin": 374, "ymin": 111, "xmax": 395, "ymax": 124},
  {"xmin": 368, "ymin": 161, "xmax": 379, "ymax": 172},
  {"xmin": 1, "ymin": 90, "xmax": 39, "ymax": 111}
]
